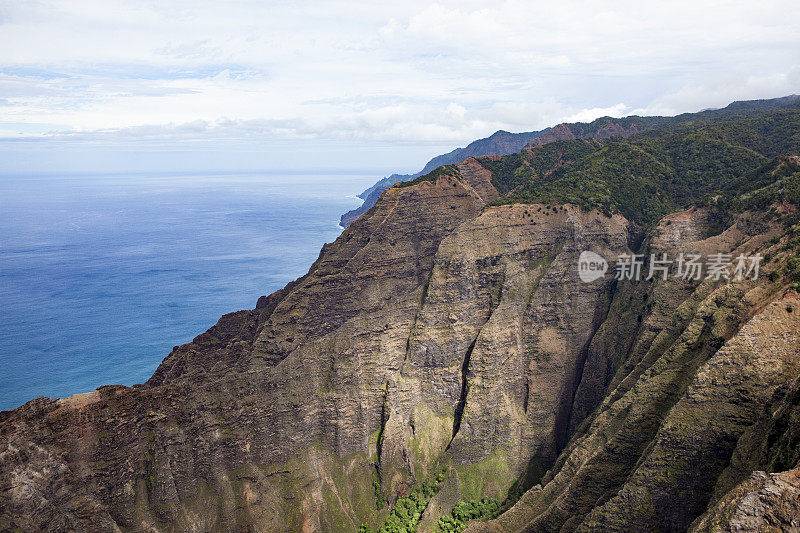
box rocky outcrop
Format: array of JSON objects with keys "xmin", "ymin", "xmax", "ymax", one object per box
[
  {"xmin": 524, "ymin": 117, "xmax": 652, "ymax": 148},
  {"xmin": 692, "ymin": 468, "xmax": 800, "ymax": 532}
]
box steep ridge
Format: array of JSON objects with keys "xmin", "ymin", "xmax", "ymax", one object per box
[
  {"xmin": 2, "ymin": 97, "xmax": 800, "ymax": 532},
  {"xmin": 341, "ymin": 130, "xmax": 542, "ymax": 227}
]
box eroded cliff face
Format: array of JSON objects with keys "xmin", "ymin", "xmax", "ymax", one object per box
[
  {"xmin": 466, "ymin": 207, "xmax": 800, "ymax": 533},
  {"xmin": 1, "ymin": 153, "xmax": 799, "ymax": 532}
]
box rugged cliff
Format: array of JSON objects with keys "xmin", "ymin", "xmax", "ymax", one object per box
[
  {"xmin": 340, "ymin": 130, "xmax": 543, "ymax": 227},
  {"xmin": 2, "ymin": 97, "xmax": 800, "ymax": 533}
]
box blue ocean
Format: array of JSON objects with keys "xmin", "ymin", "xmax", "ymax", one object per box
[{"xmin": 0, "ymin": 172, "xmax": 376, "ymax": 411}]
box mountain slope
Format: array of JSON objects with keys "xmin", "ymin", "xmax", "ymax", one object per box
[{"xmin": 2, "ymin": 97, "xmax": 800, "ymax": 532}]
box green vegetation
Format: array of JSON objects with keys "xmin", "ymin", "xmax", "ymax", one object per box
[
  {"xmin": 437, "ymin": 498, "xmax": 501, "ymax": 532},
  {"xmin": 360, "ymin": 468, "xmax": 447, "ymax": 533},
  {"xmin": 477, "ymin": 152, "xmax": 537, "ymax": 195},
  {"xmin": 701, "ymin": 155, "xmax": 800, "ymax": 235},
  {"xmin": 776, "ymin": 220, "xmax": 800, "ymax": 291},
  {"xmin": 481, "ymin": 110, "xmax": 800, "ymax": 226},
  {"xmin": 373, "ymin": 480, "xmax": 385, "ymax": 510},
  {"xmin": 387, "ymin": 101, "xmax": 800, "ymax": 231},
  {"xmin": 396, "ymin": 165, "xmax": 459, "ymax": 188}
]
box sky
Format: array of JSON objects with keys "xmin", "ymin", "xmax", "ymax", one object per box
[{"xmin": 1, "ymin": 0, "xmax": 799, "ymax": 174}]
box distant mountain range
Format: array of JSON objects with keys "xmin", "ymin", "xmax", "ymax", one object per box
[{"xmin": 342, "ymin": 94, "xmax": 800, "ymax": 227}]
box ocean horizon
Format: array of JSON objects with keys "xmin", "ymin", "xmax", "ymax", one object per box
[{"xmin": 0, "ymin": 171, "xmax": 376, "ymax": 411}]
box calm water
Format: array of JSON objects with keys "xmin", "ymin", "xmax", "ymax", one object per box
[{"xmin": 0, "ymin": 172, "xmax": 375, "ymax": 411}]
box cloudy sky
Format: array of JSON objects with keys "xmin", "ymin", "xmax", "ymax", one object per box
[{"xmin": 1, "ymin": 0, "xmax": 799, "ymax": 173}]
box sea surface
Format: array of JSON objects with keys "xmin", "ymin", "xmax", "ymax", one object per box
[{"xmin": 0, "ymin": 171, "xmax": 376, "ymax": 411}]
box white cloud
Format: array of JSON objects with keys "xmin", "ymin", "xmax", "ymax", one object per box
[
  {"xmin": 636, "ymin": 67, "xmax": 800, "ymax": 116},
  {"xmin": 565, "ymin": 104, "xmax": 630, "ymax": 124},
  {"xmin": 0, "ymin": 0, "xmax": 798, "ymax": 172}
]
